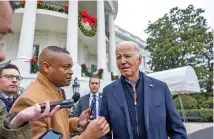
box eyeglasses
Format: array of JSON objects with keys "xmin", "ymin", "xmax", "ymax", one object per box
[{"xmin": 1, "ymin": 74, "xmax": 23, "ymax": 81}]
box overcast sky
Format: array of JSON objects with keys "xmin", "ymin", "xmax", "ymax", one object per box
[{"xmin": 114, "ymin": 0, "xmax": 214, "ymax": 41}]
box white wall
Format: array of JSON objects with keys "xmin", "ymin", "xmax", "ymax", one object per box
[
  {"xmin": 3, "ymin": 34, "xmax": 19, "ymax": 62},
  {"xmin": 78, "ymin": 42, "xmax": 85, "ymax": 65}
]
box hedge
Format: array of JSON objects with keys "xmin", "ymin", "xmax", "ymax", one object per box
[
  {"xmin": 174, "ymin": 95, "xmax": 198, "ymax": 109},
  {"xmin": 177, "ymin": 109, "xmax": 213, "ymax": 122},
  {"xmin": 189, "ymin": 93, "xmax": 213, "ymax": 109},
  {"xmin": 173, "ymin": 92, "xmax": 213, "ymax": 109}
]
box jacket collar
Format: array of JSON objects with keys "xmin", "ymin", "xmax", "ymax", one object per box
[
  {"xmin": 89, "ymin": 92, "xmax": 99, "ymax": 97},
  {"xmin": 36, "ymin": 72, "xmax": 59, "ymax": 93},
  {"xmin": 0, "ymin": 92, "xmax": 14, "ymax": 99}
]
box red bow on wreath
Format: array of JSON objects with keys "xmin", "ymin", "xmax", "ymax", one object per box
[{"xmin": 80, "ymin": 10, "xmax": 97, "ymax": 27}]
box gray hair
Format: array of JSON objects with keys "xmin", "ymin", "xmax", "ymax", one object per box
[{"xmin": 116, "ymin": 41, "xmax": 141, "ymax": 56}]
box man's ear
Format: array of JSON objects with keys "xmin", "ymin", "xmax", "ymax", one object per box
[
  {"xmin": 138, "ymin": 55, "xmax": 142, "ymax": 65},
  {"xmin": 42, "ymin": 62, "xmax": 51, "ymax": 74}
]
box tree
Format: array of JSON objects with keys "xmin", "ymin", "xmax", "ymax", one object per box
[{"xmin": 145, "ymin": 5, "xmax": 213, "ymax": 92}]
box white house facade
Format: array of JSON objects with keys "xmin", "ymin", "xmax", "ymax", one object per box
[{"xmin": 2, "ymin": 0, "xmax": 151, "ymax": 98}]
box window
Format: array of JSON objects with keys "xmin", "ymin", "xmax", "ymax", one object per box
[
  {"xmin": 32, "ymin": 45, "xmax": 40, "ymax": 59},
  {"xmin": 30, "ymin": 45, "xmax": 40, "ymax": 74},
  {"xmin": 91, "ymin": 64, "xmax": 97, "ymax": 73}
]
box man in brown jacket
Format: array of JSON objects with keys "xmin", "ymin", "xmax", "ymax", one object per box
[{"xmin": 10, "ymin": 46, "xmax": 110, "ymax": 139}]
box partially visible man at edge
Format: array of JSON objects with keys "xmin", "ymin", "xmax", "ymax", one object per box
[
  {"xmin": 0, "ymin": 1, "xmax": 61, "ymax": 139},
  {"xmin": 100, "ymin": 41, "xmax": 187, "ymax": 139},
  {"xmin": 11, "ymin": 46, "xmax": 110, "ymax": 139}
]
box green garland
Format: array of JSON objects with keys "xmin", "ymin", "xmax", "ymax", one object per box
[
  {"xmin": 111, "ymin": 72, "xmax": 119, "ymax": 80},
  {"xmin": 81, "ymin": 65, "xmax": 93, "ymax": 77},
  {"xmin": 30, "ymin": 58, "xmax": 39, "ymax": 73},
  {"xmin": 78, "ymin": 14, "xmax": 97, "ymax": 37},
  {"xmin": 16, "ymin": 2, "xmax": 68, "ymax": 14},
  {"xmin": 15, "ymin": 2, "xmax": 96, "ymax": 37},
  {"xmin": 81, "ymin": 64, "xmax": 103, "ymax": 79},
  {"xmin": 30, "ymin": 63, "xmax": 39, "ymax": 73},
  {"xmin": 96, "ymin": 71, "xmax": 103, "ymax": 79},
  {"xmin": 15, "ymin": 2, "xmax": 24, "ymax": 8},
  {"xmin": 37, "ymin": 2, "xmax": 68, "ymax": 14}
]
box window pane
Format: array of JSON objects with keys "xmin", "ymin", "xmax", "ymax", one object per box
[{"xmin": 32, "ymin": 45, "xmax": 40, "ymax": 58}]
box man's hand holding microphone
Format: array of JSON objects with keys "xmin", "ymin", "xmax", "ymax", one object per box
[
  {"xmin": 37, "ymin": 98, "xmax": 110, "ymax": 139},
  {"xmin": 80, "ymin": 116, "xmax": 110, "ymax": 139},
  {"xmin": 72, "ymin": 98, "xmax": 110, "ymax": 139}
]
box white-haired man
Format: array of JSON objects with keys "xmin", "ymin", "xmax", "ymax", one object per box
[{"xmin": 100, "ymin": 41, "xmax": 187, "ymax": 139}]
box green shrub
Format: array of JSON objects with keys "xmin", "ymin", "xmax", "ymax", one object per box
[
  {"xmin": 199, "ymin": 97, "xmax": 213, "ymax": 109},
  {"xmin": 173, "ymin": 92, "xmax": 213, "ymax": 109},
  {"xmin": 178, "ymin": 109, "xmax": 213, "ymax": 122},
  {"xmin": 200, "ymin": 109, "xmax": 213, "ymax": 122},
  {"xmin": 174, "ymin": 95, "xmax": 198, "ymax": 109},
  {"xmin": 189, "ymin": 92, "xmax": 213, "ymax": 109}
]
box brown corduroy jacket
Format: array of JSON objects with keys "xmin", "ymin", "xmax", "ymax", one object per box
[{"xmin": 10, "ymin": 72, "xmax": 80, "ymax": 139}]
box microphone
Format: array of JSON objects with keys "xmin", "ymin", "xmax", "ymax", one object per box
[
  {"xmin": 72, "ymin": 92, "xmax": 80, "ymax": 103},
  {"xmin": 40, "ymin": 98, "xmax": 76, "ymax": 113}
]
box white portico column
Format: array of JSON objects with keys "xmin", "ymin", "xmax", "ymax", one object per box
[
  {"xmin": 63, "ymin": 0, "xmax": 81, "ymax": 97},
  {"xmin": 97, "ymin": 0, "xmax": 107, "ymax": 70},
  {"xmin": 66, "ymin": 1, "xmax": 81, "ymax": 77},
  {"xmin": 66, "ymin": 0, "xmax": 78, "ymax": 64},
  {"xmin": 108, "ymin": 12, "xmax": 117, "ymax": 75},
  {"xmin": 97, "ymin": 0, "xmax": 111, "ymax": 82},
  {"xmin": 14, "ymin": 0, "xmax": 37, "ymax": 75}
]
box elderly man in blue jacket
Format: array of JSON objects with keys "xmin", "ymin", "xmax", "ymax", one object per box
[{"xmin": 100, "ymin": 41, "xmax": 187, "ymax": 139}]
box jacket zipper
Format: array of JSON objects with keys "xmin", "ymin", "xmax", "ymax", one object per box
[{"xmin": 134, "ymin": 101, "xmax": 139, "ymax": 137}]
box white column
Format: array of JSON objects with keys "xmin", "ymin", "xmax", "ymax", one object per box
[
  {"xmin": 64, "ymin": 0, "xmax": 81, "ymax": 98},
  {"xmin": 66, "ymin": 0, "xmax": 78, "ymax": 64},
  {"xmin": 97, "ymin": 0, "xmax": 107, "ymax": 70},
  {"xmin": 17, "ymin": 1, "xmax": 37, "ymax": 59},
  {"xmin": 13, "ymin": 0, "xmax": 37, "ymax": 75},
  {"xmin": 108, "ymin": 12, "xmax": 117, "ymax": 75}
]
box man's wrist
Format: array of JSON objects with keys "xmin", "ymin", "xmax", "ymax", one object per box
[
  {"xmin": 80, "ymin": 130, "xmax": 91, "ymax": 139},
  {"xmin": 8, "ymin": 113, "xmax": 25, "ymax": 129},
  {"xmin": 79, "ymin": 131, "xmax": 87, "ymax": 139}
]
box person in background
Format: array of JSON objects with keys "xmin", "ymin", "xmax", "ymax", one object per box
[
  {"xmin": 0, "ymin": 64, "xmax": 22, "ymax": 112},
  {"xmin": 0, "ymin": 1, "xmax": 60, "ymax": 139},
  {"xmin": 74, "ymin": 75, "xmax": 102, "ymax": 118},
  {"xmin": 100, "ymin": 41, "xmax": 187, "ymax": 139}
]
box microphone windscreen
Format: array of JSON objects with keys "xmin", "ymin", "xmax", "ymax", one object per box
[{"xmin": 72, "ymin": 93, "xmax": 80, "ymax": 103}]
